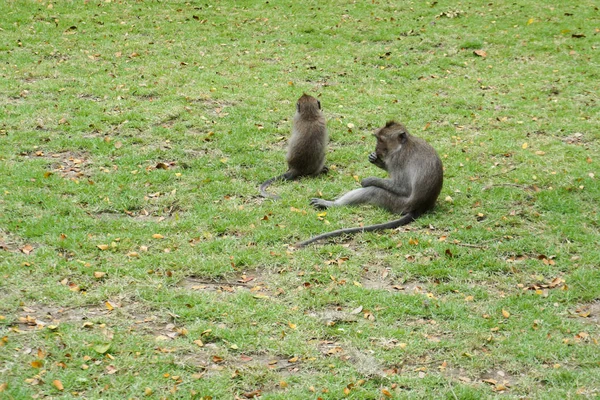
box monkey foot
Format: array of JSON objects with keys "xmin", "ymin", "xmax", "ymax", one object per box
[{"xmin": 309, "ymin": 198, "xmax": 331, "ymax": 209}]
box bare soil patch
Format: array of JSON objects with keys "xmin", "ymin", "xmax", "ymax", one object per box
[
  {"xmin": 178, "ymin": 271, "xmax": 274, "ymax": 296},
  {"xmin": 572, "ymin": 301, "xmax": 600, "ymax": 327},
  {"xmin": 20, "ymin": 150, "xmax": 93, "ymax": 180}
]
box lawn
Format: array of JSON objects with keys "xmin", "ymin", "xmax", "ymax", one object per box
[{"xmin": 1, "ymin": 0, "xmax": 599, "ymax": 398}]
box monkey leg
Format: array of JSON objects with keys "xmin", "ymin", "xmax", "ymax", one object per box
[
  {"xmin": 360, "ymin": 177, "xmax": 410, "ymax": 197},
  {"xmin": 311, "ymin": 187, "xmax": 410, "ymax": 214}
]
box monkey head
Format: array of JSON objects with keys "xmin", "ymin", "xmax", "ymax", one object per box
[{"xmin": 373, "ymin": 120, "xmax": 409, "ymax": 159}]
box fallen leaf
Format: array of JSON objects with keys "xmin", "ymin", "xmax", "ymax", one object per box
[
  {"xmin": 53, "ymin": 380, "xmax": 64, "ymax": 391},
  {"xmin": 473, "ymin": 50, "xmax": 487, "ymax": 57},
  {"xmin": 94, "ymin": 343, "xmax": 111, "ymax": 354},
  {"xmin": 93, "ymin": 271, "xmax": 106, "ymax": 279},
  {"xmin": 21, "ymin": 244, "xmax": 34, "ymax": 255},
  {"xmin": 502, "ymin": 309, "xmax": 510, "ymax": 318},
  {"xmin": 97, "ymin": 244, "xmax": 109, "ymax": 251},
  {"xmin": 152, "ymin": 234, "xmax": 164, "ymax": 239}
]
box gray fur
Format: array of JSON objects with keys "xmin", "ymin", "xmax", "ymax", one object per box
[{"xmin": 296, "ymin": 121, "xmax": 443, "ymax": 247}]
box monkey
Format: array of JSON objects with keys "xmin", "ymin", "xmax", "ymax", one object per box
[
  {"xmin": 295, "ymin": 121, "xmax": 443, "ymax": 247},
  {"xmin": 260, "ymin": 94, "xmax": 328, "ymax": 199}
]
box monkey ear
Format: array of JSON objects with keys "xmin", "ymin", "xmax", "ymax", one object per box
[{"xmin": 398, "ymin": 131, "xmax": 408, "ymax": 143}]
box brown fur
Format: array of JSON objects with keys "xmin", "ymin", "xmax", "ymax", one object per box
[{"xmin": 260, "ymin": 94, "xmax": 328, "ymax": 199}]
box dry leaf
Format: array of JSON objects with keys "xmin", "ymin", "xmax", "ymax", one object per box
[
  {"xmin": 21, "ymin": 244, "xmax": 34, "ymax": 255},
  {"xmin": 53, "ymin": 380, "xmax": 64, "ymax": 391},
  {"xmin": 93, "ymin": 271, "xmax": 106, "ymax": 279},
  {"xmin": 97, "ymin": 244, "xmax": 109, "ymax": 251},
  {"xmin": 502, "ymin": 309, "xmax": 510, "ymax": 318},
  {"xmin": 473, "ymin": 49, "xmax": 487, "ymax": 57},
  {"xmin": 152, "ymin": 234, "xmax": 164, "ymax": 239}
]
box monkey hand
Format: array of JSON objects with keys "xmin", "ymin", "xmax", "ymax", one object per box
[
  {"xmin": 360, "ymin": 177, "xmax": 377, "ymax": 187},
  {"xmin": 368, "ymin": 152, "xmax": 386, "ymax": 169},
  {"xmin": 309, "ymin": 198, "xmax": 331, "ymax": 209}
]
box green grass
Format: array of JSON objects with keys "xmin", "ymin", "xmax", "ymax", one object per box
[{"xmin": 1, "ymin": 0, "xmax": 599, "ymax": 398}]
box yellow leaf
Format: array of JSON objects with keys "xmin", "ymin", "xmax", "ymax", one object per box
[
  {"xmin": 382, "ymin": 388, "xmax": 393, "ymax": 397},
  {"xmin": 97, "ymin": 244, "xmax": 109, "ymax": 251},
  {"xmin": 193, "ymin": 339, "xmax": 204, "ymax": 347},
  {"xmin": 464, "ymin": 295, "xmax": 474, "ymax": 302},
  {"xmin": 105, "ymin": 301, "xmax": 115, "ymax": 311},
  {"xmin": 279, "ymin": 381, "xmax": 288, "ymax": 388},
  {"xmin": 31, "ymin": 361, "xmax": 43, "ymax": 368},
  {"xmin": 288, "ymin": 322, "xmax": 297, "ymax": 329},
  {"xmin": 527, "ymin": 18, "xmax": 535, "ymax": 25},
  {"xmin": 152, "ymin": 234, "xmax": 164, "ymax": 239},
  {"xmin": 0, "ymin": 383, "xmax": 7, "ymax": 392},
  {"xmin": 93, "ymin": 271, "xmax": 106, "ymax": 279},
  {"xmin": 502, "ymin": 309, "xmax": 510, "ymax": 318},
  {"xmin": 522, "ymin": 142, "xmax": 528, "ymax": 149},
  {"xmin": 144, "ymin": 388, "xmax": 153, "ymax": 396},
  {"xmin": 53, "ymin": 380, "xmax": 64, "ymax": 391}
]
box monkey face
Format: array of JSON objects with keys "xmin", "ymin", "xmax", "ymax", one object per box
[{"xmin": 374, "ymin": 121, "xmax": 408, "ymax": 158}]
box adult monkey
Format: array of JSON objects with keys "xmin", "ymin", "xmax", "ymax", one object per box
[
  {"xmin": 260, "ymin": 94, "xmax": 328, "ymax": 199},
  {"xmin": 296, "ymin": 121, "xmax": 443, "ymax": 247}
]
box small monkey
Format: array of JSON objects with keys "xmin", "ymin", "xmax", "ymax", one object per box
[
  {"xmin": 296, "ymin": 121, "xmax": 443, "ymax": 247},
  {"xmin": 260, "ymin": 94, "xmax": 328, "ymax": 199}
]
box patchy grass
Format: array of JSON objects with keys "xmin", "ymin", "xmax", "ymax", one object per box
[{"xmin": 1, "ymin": 0, "xmax": 599, "ymax": 398}]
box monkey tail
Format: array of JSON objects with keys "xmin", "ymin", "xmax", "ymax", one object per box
[
  {"xmin": 295, "ymin": 213, "xmax": 416, "ymax": 248},
  {"xmin": 259, "ymin": 173, "xmax": 288, "ymax": 199}
]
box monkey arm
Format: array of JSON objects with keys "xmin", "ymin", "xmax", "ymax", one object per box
[
  {"xmin": 368, "ymin": 152, "xmax": 386, "ymax": 170},
  {"xmin": 360, "ymin": 177, "xmax": 410, "ymax": 197}
]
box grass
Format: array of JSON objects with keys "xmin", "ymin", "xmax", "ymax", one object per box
[{"xmin": 1, "ymin": 0, "xmax": 599, "ymax": 398}]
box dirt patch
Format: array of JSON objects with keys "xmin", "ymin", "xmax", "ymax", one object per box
[
  {"xmin": 572, "ymin": 301, "xmax": 600, "ymax": 326},
  {"xmin": 317, "ymin": 340, "xmax": 386, "ymax": 377},
  {"xmin": 176, "ymin": 351, "xmax": 300, "ymax": 379},
  {"xmin": 12, "ymin": 302, "xmax": 173, "ymax": 335},
  {"xmin": 14, "ymin": 304, "xmax": 108, "ymax": 329},
  {"xmin": 0, "ymin": 229, "xmax": 39, "ymax": 255},
  {"xmin": 178, "ymin": 272, "xmax": 273, "ymax": 296},
  {"xmin": 306, "ymin": 306, "xmax": 361, "ymax": 326},
  {"xmin": 361, "ymin": 267, "xmax": 428, "ymax": 293},
  {"xmin": 20, "ymin": 150, "xmax": 93, "ymax": 180}
]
